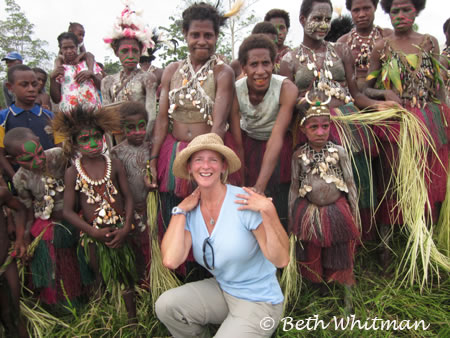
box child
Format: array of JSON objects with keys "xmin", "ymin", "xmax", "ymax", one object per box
[
  {"xmin": 33, "ymin": 67, "xmax": 51, "ymax": 110},
  {"xmin": 0, "ymin": 64, "xmax": 59, "ymax": 180},
  {"xmin": 110, "ymin": 102, "xmax": 152, "ymax": 279},
  {"xmin": 288, "ymin": 92, "xmax": 360, "ymax": 308},
  {"xmin": 4, "ymin": 127, "xmax": 84, "ymax": 308},
  {"xmin": 0, "ymin": 175, "xmax": 27, "ymax": 337},
  {"xmin": 54, "ymin": 106, "xmax": 138, "ymax": 322},
  {"xmin": 50, "ymin": 32, "xmax": 102, "ymax": 113},
  {"xmin": 54, "ymin": 22, "xmax": 96, "ymax": 79}
]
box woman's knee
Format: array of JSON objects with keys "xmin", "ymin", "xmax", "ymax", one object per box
[{"xmin": 155, "ymin": 289, "xmax": 177, "ymax": 322}]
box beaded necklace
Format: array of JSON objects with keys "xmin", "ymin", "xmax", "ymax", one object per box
[
  {"xmin": 168, "ymin": 54, "xmax": 223, "ymax": 126},
  {"xmin": 75, "ymin": 155, "xmax": 121, "ymax": 228},
  {"xmin": 349, "ymin": 26, "xmax": 381, "ymax": 71},
  {"xmin": 296, "ymin": 43, "xmax": 353, "ymax": 103},
  {"xmin": 297, "ymin": 142, "xmax": 348, "ymax": 197}
]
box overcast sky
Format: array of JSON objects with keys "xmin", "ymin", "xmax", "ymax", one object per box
[{"xmin": 0, "ymin": 0, "xmax": 448, "ymax": 68}]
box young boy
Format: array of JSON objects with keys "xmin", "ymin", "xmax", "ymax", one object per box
[
  {"xmin": 110, "ymin": 102, "xmax": 152, "ymax": 278},
  {"xmin": 288, "ymin": 92, "xmax": 360, "ymax": 310},
  {"xmin": 0, "ymin": 64, "xmax": 59, "ymax": 180},
  {"xmin": 4, "ymin": 127, "xmax": 83, "ymax": 307},
  {"xmin": 55, "ymin": 106, "xmax": 138, "ymax": 322},
  {"xmin": 33, "ymin": 67, "xmax": 51, "ymax": 110},
  {"xmin": 0, "ymin": 175, "xmax": 27, "ymax": 337}
]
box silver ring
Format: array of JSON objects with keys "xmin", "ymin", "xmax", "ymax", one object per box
[{"xmin": 244, "ymin": 200, "xmax": 248, "ymax": 204}]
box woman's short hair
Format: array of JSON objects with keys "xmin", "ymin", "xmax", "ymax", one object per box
[
  {"xmin": 380, "ymin": 0, "xmax": 426, "ymax": 14},
  {"xmin": 182, "ymin": 2, "xmax": 226, "ymax": 35},
  {"xmin": 300, "ymin": 0, "xmax": 333, "ymax": 18},
  {"xmin": 57, "ymin": 32, "xmax": 79, "ymax": 48},
  {"xmin": 264, "ymin": 9, "xmax": 291, "ymax": 29},
  {"xmin": 238, "ymin": 34, "xmax": 277, "ymax": 65},
  {"xmin": 345, "ymin": 0, "xmax": 379, "ymax": 11}
]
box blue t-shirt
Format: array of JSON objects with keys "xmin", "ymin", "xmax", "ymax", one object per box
[{"xmin": 186, "ymin": 184, "xmax": 284, "ymax": 304}]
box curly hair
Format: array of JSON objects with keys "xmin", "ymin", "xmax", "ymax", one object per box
[
  {"xmin": 252, "ymin": 22, "xmax": 278, "ymax": 35},
  {"xmin": 182, "ymin": 2, "xmax": 227, "ymax": 35},
  {"xmin": 345, "ymin": 0, "xmax": 379, "ymax": 11},
  {"xmin": 300, "ymin": 0, "xmax": 333, "ymax": 18},
  {"xmin": 7, "ymin": 64, "xmax": 32, "ymax": 83},
  {"xmin": 57, "ymin": 32, "xmax": 78, "ymax": 48},
  {"xmin": 238, "ymin": 34, "xmax": 277, "ymax": 66},
  {"xmin": 380, "ymin": 0, "xmax": 426, "ymax": 14},
  {"xmin": 52, "ymin": 106, "xmax": 120, "ymax": 159},
  {"xmin": 111, "ymin": 38, "xmax": 144, "ymax": 54},
  {"xmin": 264, "ymin": 9, "xmax": 291, "ymax": 29},
  {"xmin": 118, "ymin": 102, "xmax": 148, "ymax": 125}
]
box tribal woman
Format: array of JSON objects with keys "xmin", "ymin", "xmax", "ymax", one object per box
[{"xmin": 366, "ymin": 0, "xmax": 449, "ymax": 267}]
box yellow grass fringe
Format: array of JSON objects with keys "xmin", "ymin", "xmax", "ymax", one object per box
[
  {"xmin": 332, "ymin": 107, "xmax": 450, "ymax": 291},
  {"xmin": 436, "ymin": 156, "xmax": 450, "ymax": 256},
  {"xmin": 280, "ymin": 235, "xmax": 301, "ymax": 315}
]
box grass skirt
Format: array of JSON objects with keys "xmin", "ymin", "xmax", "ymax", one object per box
[
  {"xmin": 375, "ymin": 103, "xmax": 449, "ymax": 226},
  {"xmin": 289, "ymin": 196, "xmax": 360, "ymax": 285},
  {"xmin": 30, "ymin": 219, "xmax": 83, "ymax": 305}
]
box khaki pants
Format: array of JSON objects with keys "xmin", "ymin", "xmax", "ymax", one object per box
[{"xmin": 155, "ymin": 278, "xmax": 283, "ymax": 338}]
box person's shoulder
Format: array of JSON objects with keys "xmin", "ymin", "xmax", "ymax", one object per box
[
  {"xmin": 0, "ymin": 107, "xmax": 9, "ymax": 124},
  {"xmin": 337, "ymin": 31, "xmax": 351, "ymax": 44},
  {"xmin": 226, "ymin": 184, "xmax": 244, "ymax": 195},
  {"xmin": 41, "ymin": 106, "xmax": 54, "ymax": 118},
  {"xmin": 45, "ymin": 146, "xmax": 64, "ymax": 159}
]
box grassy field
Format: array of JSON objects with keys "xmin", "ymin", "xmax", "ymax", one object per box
[{"xmin": 21, "ymin": 238, "xmax": 450, "ymax": 337}]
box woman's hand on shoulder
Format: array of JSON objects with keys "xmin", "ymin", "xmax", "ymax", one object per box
[
  {"xmin": 235, "ymin": 187, "xmax": 274, "ymax": 213},
  {"xmin": 178, "ymin": 187, "xmax": 201, "ymax": 212}
]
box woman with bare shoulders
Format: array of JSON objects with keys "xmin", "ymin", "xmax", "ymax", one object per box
[
  {"xmin": 365, "ymin": 0, "xmax": 449, "ymax": 268},
  {"xmin": 149, "ymin": 3, "xmax": 240, "ymax": 230},
  {"xmin": 337, "ymin": 0, "xmax": 392, "ymax": 90}
]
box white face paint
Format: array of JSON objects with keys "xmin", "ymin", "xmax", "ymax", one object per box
[{"xmin": 303, "ymin": 3, "xmax": 332, "ymax": 41}]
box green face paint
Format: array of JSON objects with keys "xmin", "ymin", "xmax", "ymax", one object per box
[
  {"xmin": 76, "ymin": 128, "xmax": 104, "ymax": 156},
  {"xmin": 124, "ymin": 119, "xmax": 147, "ymax": 136},
  {"xmin": 16, "ymin": 140, "xmax": 46, "ymax": 170}
]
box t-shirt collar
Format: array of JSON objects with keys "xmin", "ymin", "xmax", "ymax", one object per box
[{"xmin": 10, "ymin": 103, "xmax": 41, "ymax": 116}]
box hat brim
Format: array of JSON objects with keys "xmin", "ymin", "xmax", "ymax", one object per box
[{"xmin": 172, "ymin": 143, "xmax": 241, "ymax": 180}]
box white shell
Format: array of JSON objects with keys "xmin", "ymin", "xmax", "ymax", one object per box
[{"xmin": 99, "ymin": 209, "xmax": 106, "ymax": 217}]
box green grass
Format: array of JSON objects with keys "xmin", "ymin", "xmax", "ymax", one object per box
[{"xmin": 21, "ymin": 239, "xmax": 449, "ymax": 337}]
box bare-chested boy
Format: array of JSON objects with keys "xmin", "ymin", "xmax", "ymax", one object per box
[{"xmin": 55, "ymin": 106, "xmax": 137, "ymax": 322}]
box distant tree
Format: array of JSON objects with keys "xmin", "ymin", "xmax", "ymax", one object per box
[
  {"xmin": 102, "ymin": 56, "xmax": 122, "ymax": 75},
  {"xmin": 0, "ymin": 0, "xmax": 54, "ymax": 76}
]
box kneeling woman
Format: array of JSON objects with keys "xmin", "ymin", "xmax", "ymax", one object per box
[{"xmin": 156, "ymin": 133, "xmax": 289, "ymax": 337}]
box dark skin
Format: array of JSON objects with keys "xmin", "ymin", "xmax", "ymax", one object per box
[
  {"xmin": 230, "ymin": 48, "xmax": 298, "ymax": 193},
  {"xmin": 34, "ymin": 71, "xmax": 51, "ymax": 109},
  {"xmin": 1, "ymin": 71, "xmax": 39, "ymax": 179},
  {"xmin": 0, "ymin": 181, "xmax": 27, "ymax": 338},
  {"xmin": 279, "ymin": 2, "xmax": 398, "ymax": 110},
  {"xmin": 50, "ymin": 38, "xmax": 102, "ymax": 103},
  {"xmin": 365, "ymin": 0, "xmax": 445, "ymax": 103},
  {"xmin": 149, "ymin": 19, "xmax": 235, "ymax": 188}
]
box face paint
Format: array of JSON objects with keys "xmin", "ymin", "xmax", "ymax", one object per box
[
  {"xmin": 303, "ymin": 3, "xmax": 332, "ymax": 41},
  {"xmin": 16, "ymin": 140, "xmax": 46, "ymax": 170},
  {"xmin": 390, "ymin": 1, "xmax": 416, "ymax": 31},
  {"xmin": 76, "ymin": 128, "xmax": 104, "ymax": 156},
  {"xmin": 117, "ymin": 39, "xmax": 141, "ymax": 70},
  {"xmin": 124, "ymin": 119, "xmax": 147, "ymax": 137}
]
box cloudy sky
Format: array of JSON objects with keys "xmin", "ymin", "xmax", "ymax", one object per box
[{"xmin": 0, "ymin": 0, "xmax": 448, "ymax": 67}]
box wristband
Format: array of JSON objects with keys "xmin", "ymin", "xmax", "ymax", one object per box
[{"xmin": 171, "ymin": 206, "xmax": 187, "ymax": 216}]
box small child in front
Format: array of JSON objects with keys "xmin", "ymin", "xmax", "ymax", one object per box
[
  {"xmin": 55, "ymin": 106, "xmax": 137, "ymax": 322},
  {"xmin": 110, "ymin": 102, "xmax": 152, "ymax": 278},
  {"xmin": 4, "ymin": 127, "xmax": 83, "ymax": 307},
  {"xmin": 288, "ymin": 92, "xmax": 360, "ymax": 309}
]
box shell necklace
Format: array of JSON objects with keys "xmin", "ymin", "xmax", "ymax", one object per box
[
  {"xmin": 74, "ymin": 155, "xmax": 120, "ymax": 228},
  {"xmin": 36, "ymin": 175, "xmax": 64, "ymax": 220},
  {"xmin": 349, "ymin": 26, "xmax": 381, "ymax": 71}
]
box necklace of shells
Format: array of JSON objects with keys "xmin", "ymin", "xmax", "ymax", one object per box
[
  {"xmin": 36, "ymin": 175, "xmax": 65, "ymax": 220},
  {"xmin": 168, "ymin": 54, "xmax": 223, "ymax": 126},
  {"xmin": 349, "ymin": 26, "xmax": 381, "ymax": 71},
  {"xmin": 74, "ymin": 155, "xmax": 121, "ymax": 229},
  {"xmin": 297, "ymin": 43, "xmax": 353, "ymax": 104},
  {"xmin": 298, "ymin": 142, "xmax": 348, "ymax": 197}
]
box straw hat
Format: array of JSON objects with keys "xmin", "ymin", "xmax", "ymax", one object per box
[{"xmin": 172, "ymin": 133, "xmax": 241, "ymax": 179}]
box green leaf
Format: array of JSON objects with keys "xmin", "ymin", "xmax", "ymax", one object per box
[
  {"xmin": 405, "ymin": 54, "xmax": 419, "ymax": 69},
  {"xmin": 388, "ymin": 58, "xmax": 403, "ymax": 94},
  {"xmin": 366, "ymin": 69, "xmax": 380, "ymax": 81}
]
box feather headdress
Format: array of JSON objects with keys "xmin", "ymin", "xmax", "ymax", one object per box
[{"xmin": 104, "ymin": 0, "xmax": 154, "ymax": 53}]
